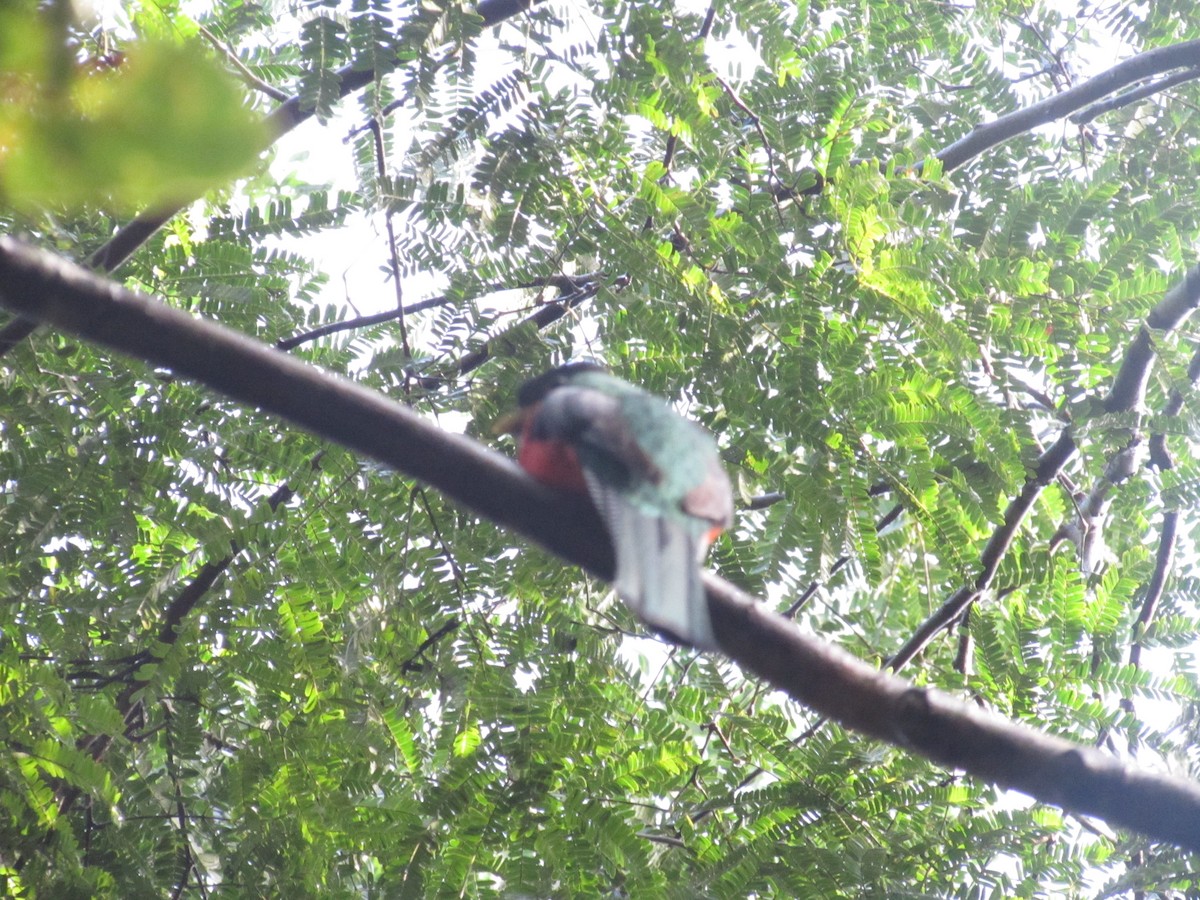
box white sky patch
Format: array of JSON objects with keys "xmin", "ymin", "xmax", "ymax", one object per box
[
  {"xmin": 513, "ymin": 662, "xmax": 541, "ymax": 692},
  {"xmin": 268, "ymin": 107, "xmax": 413, "ymax": 317}
]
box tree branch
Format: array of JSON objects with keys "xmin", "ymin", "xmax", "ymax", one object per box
[
  {"xmin": 887, "ymin": 429, "xmax": 1077, "ymax": 670},
  {"xmin": 1106, "ymin": 263, "xmax": 1200, "ymax": 413},
  {"xmin": 4, "ymin": 237, "xmax": 1200, "ymax": 851},
  {"xmin": 413, "ymin": 277, "xmax": 607, "ymax": 390},
  {"xmin": 935, "ymin": 39, "xmax": 1200, "ymax": 172},
  {"xmin": 0, "ymin": 237, "xmax": 609, "ymax": 571},
  {"xmin": 276, "ymin": 274, "xmax": 601, "ymax": 351},
  {"xmin": 640, "ymin": 3, "xmax": 717, "ymax": 234},
  {"xmin": 1047, "ymin": 262, "xmax": 1200, "ymax": 572},
  {"xmin": 1128, "ymin": 511, "xmax": 1178, "ymax": 673},
  {"xmin": 1123, "ymin": 340, "xmax": 1200, "ymax": 682},
  {"xmin": 42, "ymin": 479, "xmax": 298, "ymax": 840},
  {"xmin": 890, "ymin": 259, "xmax": 1200, "ymax": 669},
  {"xmin": 196, "ymin": 22, "xmax": 289, "ymax": 101},
  {"xmin": 1150, "ymin": 343, "xmax": 1200, "ymax": 469},
  {"xmin": 767, "ymin": 38, "xmax": 1200, "ymax": 203},
  {"xmin": 1071, "ymin": 66, "xmax": 1200, "ymax": 126}
]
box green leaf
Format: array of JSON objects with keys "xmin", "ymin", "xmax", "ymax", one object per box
[{"xmin": 1, "ymin": 32, "xmax": 266, "ymax": 211}]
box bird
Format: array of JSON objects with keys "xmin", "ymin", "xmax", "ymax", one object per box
[{"xmin": 498, "ymin": 361, "xmax": 732, "ymax": 650}]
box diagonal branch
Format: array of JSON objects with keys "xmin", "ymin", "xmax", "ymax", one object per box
[
  {"xmin": 1122, "ymin": 343, "xmax": 1200, "ymax": 687},
  {"xmin": 413, "ymin": 276, "xmax": 609, "ymax": 389},
  {"xmin": 887, "ymin": 429, "xmax": 1076, "ymax": 670},
  {"xmin": 196, "ymin": 23, "xmax": 289, "ymax": 101},
  {"xmin": 771, "ymin": 38, "xmax": 1200, "ymax": 202},
  {"xmin": 1127, "ymin": 512, "xmax": 1178, "ymax": 674},
  {"xmin": 1105, "ymin": 264, "xmax": 1200, "ymax": 413},
  {"xmin": 935, "ymin": 39, "xmax": 1200, "ymax": 172},
  {"xmin": 1071, "ymin": 66, "xmax": 1200, "ymax": 126},
  {"xmin": 4, "ymin": 237, "xmax": 1200, "ymax": 851},
  {"xmin": 42, "ymin": 477, "xmax": 299, "ymax": 843},
  {"xmin": 1049, "ymin": 263, "xmax": 1200, "ymax": 569},
  {"xmin": 0, "ymin": 237, "xmax": 609, "ymax": 571},
  {"xmin": 890, "ymin": 260, "xmax": 1200, "ymax": 670},
  {"xmin": 276, "ymin": 273, "xmax": 602, "ymax": 351}
]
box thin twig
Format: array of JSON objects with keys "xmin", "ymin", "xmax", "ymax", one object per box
[
  {"xmin": 276, "ymin": 274, "xmax": 601, "ymax": 351},
  {"xmin": 367, "ymin": 116, "xmax": 413, "ymax": 372},
  {"xmin": 413, "ymin": 278, "xmax": 608, "ymax": 390},
  {"xmin": 714, "ymin": 74, "xmax": 786, "ymax": 211},
  {"xmin": 196, "ymin": 22, "xmax": 288, "ymax": 101},
  {"xmin": 640, "ymin": 4, "xmax": 717, "ymax": 234}
]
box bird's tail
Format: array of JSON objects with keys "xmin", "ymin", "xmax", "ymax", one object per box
[{"xmin": 583, "ymin": 473, "xmax": 718, "ymax": 651}]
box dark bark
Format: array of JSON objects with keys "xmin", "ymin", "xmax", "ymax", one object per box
[{"xmin": 937, "ymin": 39, "xmax": 1200, "ymax": 173}]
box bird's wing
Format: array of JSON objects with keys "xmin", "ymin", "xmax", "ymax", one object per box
[
  {"xmin": 532, "ymin": 385, "xmax": 662, "ymax": 489},
  {"xmin": 582, "ymin": 469, "xmax": 718, "ymax": 651}
]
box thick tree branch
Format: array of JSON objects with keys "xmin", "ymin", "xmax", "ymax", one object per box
[
  {"xmin": 4, "ymin": 237, "xmax": 1200, "ymax": 851},
  {"xmin": 935, "ymin": 39, "xmax": 1200, "ymax": 173},
  {"xmin": 1106, "ymin": 264, "xmax": 1200, "ymax": 413},
  {"xmin": 0, "ymin": 237, "xmax": 609, "ymax": 572},
  {"xmin": 707, "ymin": 572, "xmax": 1200, "ymax": 851},
  {"xmin": 769, "ymin": 38, "xmax": 1200, "ymax": 202}
]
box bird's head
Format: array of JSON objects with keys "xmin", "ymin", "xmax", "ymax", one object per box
[{"xmin": 493, "ymin": 360, "xmax": 608, "ymax": 435}]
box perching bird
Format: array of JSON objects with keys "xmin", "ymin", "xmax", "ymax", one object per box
[{"xmin": 499, "ymin": 361, "xmax": 732, "ymax": 650}]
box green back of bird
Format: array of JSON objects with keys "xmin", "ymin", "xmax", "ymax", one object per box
[{"xmin": 569, "ymin": 369, "xmax": 718, "ymax": 524}]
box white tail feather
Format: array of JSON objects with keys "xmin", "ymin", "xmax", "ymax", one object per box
[{"xmin": 583, "ymin": 472, "xmax": 717, "ymax": 650}]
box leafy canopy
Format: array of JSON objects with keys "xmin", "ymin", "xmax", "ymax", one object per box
[{"xmin": 2, "ymin": 0, "xmax": 1200, "ymax": 896}]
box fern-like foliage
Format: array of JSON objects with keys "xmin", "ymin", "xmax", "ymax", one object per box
[{"xmin": 4, "ymin": 0, "xmax": 1200, "ymax": 895}]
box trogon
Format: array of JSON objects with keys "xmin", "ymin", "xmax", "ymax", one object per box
[{"xmin": 499, "ymin": 361, "xmax": 732, "ymax": 650}]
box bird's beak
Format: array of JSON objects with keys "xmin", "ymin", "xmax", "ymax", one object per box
[{"xmin": 491, "ymin": 408, "xmax": 527, "ymax": 435}]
